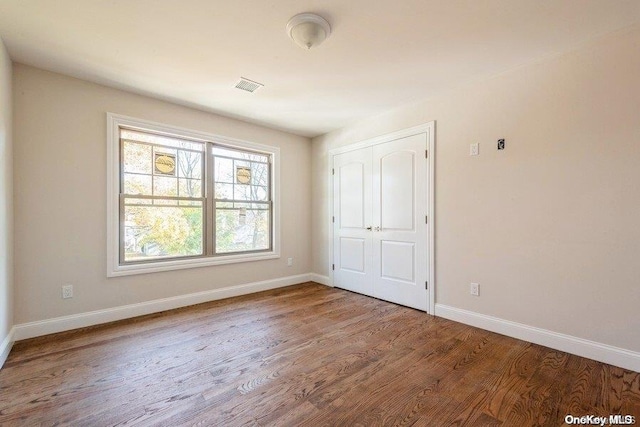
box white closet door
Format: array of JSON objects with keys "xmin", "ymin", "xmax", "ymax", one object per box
[
  {"xmin": 332, "ymin": 147, "xmax": 374, "ymax": 296},
  {"xmin": 372, "ymin": 133, "xmax": 428, "ymax": 311},
  {"xmin": 332, "ymin": 132, "xmax": 429, "ymax": 311}
]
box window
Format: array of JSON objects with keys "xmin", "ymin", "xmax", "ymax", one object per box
[
  {"xmin": 212, "ymin": 146, "xmax": 271, "ymax": 254},
  {"xmin": 121, "ymin": 129, "xmax": 205, "ymax": 262},
  {"xmin": 107, "ymin": 114, "xmax": 280, "ymax": 276}
]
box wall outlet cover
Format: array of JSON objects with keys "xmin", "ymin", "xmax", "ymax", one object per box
[
  {"xmin": 62, "ymin": 284, "xmax": 73, "ymax": 299},
  {"xmin": 470, "ymin": 283, "xmax": 480, "ymax": 296}
]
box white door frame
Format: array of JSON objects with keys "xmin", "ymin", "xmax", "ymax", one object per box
[{"xmin": 328, "ymin": 122, "xmax": 436, "ymax": 314}]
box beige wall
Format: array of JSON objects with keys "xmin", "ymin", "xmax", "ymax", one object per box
[
  {"xmin": 0, "ymin": 38, "xmax": 13, "ymax": 347},
  {"xmin": 312, "ymin": 26, "xmax": 640, "ymax": 352},
  {"xmin": 13, "ymin": 64, "xmax": 311, "ymax": 324}
]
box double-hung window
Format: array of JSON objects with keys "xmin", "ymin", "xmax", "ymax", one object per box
[
  {"xmin": 212, "ymin": 146, "xmax": 272, "ymax": 254},
  {"xmin": 107, "ymin": 114, "xmax": 280, "ymax": 276}
]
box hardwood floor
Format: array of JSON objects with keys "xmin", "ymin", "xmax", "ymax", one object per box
[{"xmin": 1, "ymin": 282, "xmax": 638, "ymax": 426}]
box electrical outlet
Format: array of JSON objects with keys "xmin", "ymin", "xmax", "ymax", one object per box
[
  {"xmin": 470, "ymin": 143, "xmax": 479, "ymax": 156},
  {"xmin": 62, "ymin": 284, "xmax": 73, "ymax": 299},
  {"xmin": 287, "ymin": 257, "xmax": 293, "ymax": 267},
  {"xmin": 470, "ymin": 283, "xmax": 479, "ymax": 296}
]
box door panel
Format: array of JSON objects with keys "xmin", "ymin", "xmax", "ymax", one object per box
[
  {"xmin": 339, "ymin": 238, "xmax": 366, "ymax": 272},
  {"xmin": 333, "ymin": 147, "xmax": 373, "ymax": 296},
  {"xmin": 339, "ymin": 162, "xmax": 365, "ymax": 228},
  {"xmin": 380, "ymin": 240, "xmax": 415, "ymax": 282},
  {"xmin": 380, "ymin": 151, "xmax": 415, "ymax": 230},
  {"xmin": 372, "ymin": 134, "xmax": 428, "ymax": 311}
]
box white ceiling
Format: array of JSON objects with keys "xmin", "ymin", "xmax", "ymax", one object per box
[{"xmin": 1, "ymin": 1, "xmax": 639, "ymax": 138}]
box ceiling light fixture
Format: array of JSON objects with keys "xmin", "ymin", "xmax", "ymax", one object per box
[{"xmin": 286, "ymin": 13, "xmax": 331, "ymax": 50}]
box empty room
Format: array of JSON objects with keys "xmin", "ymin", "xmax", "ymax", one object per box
[{"xmin": 1, "ymin": 1, "xmax": 639, "ymax": 425}]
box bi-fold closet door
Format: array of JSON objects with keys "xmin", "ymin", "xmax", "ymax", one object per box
[{"xmin": 333, "ymin": 132, "xmax": 429, "ymax": 311}]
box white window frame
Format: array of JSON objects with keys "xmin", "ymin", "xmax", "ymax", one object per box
[{"xmin": 107, "ymin": 113, "xmax": 280, "ymax": 277}]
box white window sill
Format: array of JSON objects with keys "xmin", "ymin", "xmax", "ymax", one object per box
[{"xmin": 108, "ymin": 251, "xmax": 280, "ymax": 277}]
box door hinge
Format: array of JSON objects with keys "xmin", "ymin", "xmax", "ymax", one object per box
[
  {"xmin": 425, "ymin": 149, "xmax": 428, "ymax": 158},
  {"xmin": 425, "ymin": 215, "xmax": 428, "ymax": 224},
  {"xmin": 425, "ymin": 281, "xmax": 428, "ymax": 290},
  {"xmin": 332, "ymin": 216, "xmax": 335, "ymax": 223},
  {"xmin": 332, "ymin": 264, "xmax": 335, "ymax": 271},
  {"xmin": 332, "ymin": 168, "xmax": 335, "ymax": 175}
]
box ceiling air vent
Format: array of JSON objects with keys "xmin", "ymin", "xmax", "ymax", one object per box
[{"xmin": 235, "ymin": 77, "xmax": 264, "ymax": 93}]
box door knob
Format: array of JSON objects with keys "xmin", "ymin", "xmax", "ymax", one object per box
[{"xmin": 366, "ymin": 226, "xmax": 372, "ymax": 231}]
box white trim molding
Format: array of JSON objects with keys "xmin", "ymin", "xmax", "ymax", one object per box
[
  {"xmin": 328, "ymin": 121, "xmax": 436, "ymax": 314},
  {"xmin": 0, "ymin": 327, "xmax": 15, "ymax": 369},
  {"xmin": 435, "ymin": 304, "xmax": 640, "ymax": 373},
  {"xmin": 14, "ymin": 274, "xmax": 311, "ymax": 341},
  {"xmin": 106, "ymin": 113, "xmax": 282, "ymax": 277},
  {"xmin": 310, "ymin": 273, "xmax": 332, "ymax": 287},
  {"xmin": 329, "ymin": 123, "xmax": 435, "ymax": 156}
]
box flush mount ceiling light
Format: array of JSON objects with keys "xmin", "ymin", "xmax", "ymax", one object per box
[{"xmin": 286, "ymin": 13, "xmax": 331, "ymax": 50}]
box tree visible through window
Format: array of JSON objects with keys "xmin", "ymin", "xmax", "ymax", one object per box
[{"xmin": 119, "ymin": 127, "xmax": 272, "ymax": 264}]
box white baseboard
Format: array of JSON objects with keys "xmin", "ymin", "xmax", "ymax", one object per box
[
  {"xmin": 435, "ymin": 304, "xmax": 640, "ymax": 373},
  {"xmin": 0, "ymin": 327, "xmax": 15, "ymax": 369},
  {"xmin": 14, "ymin": 274, "xmax": 312, "ymax": 341},
  {"xmin": 310, "ymin": 273, "xmax": 332, "ymax": 287},
  {"xmin": 10, "ymin": 278, "xmax": 638, "ymax": 373}
]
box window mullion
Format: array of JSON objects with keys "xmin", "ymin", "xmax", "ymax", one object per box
[
  {"xmin": 119, "ymin": 140, "xmax": 125, "ymax": 264},
  {"xmin": 268, "ymin": 157, "xmax": 273, "ymax": 251},
  {"xmin": 119, "ymin": 194, "xmax": 125, "ymax": 265},
  {"xmin": 206, "ymin": 143, "xmax": 215, "ymax": 256}
]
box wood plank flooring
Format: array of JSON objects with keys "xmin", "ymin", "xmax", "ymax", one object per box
[{"xmin": 1, "ymin": 282, "xmax": 638, "ymax": 426}]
